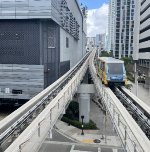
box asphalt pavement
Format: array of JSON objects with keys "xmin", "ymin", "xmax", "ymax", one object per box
[{"xmin": 38, "ymin": 101, "xmax": 123, "ymax": 152}]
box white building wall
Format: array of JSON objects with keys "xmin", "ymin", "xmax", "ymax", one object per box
[
  {"xmin": 60, "ymin": 0, "xmax": 86, "ymax": 68},
  {"xmin": 138, "ymin": 0, "xmax": 150, "ymax": 60}
]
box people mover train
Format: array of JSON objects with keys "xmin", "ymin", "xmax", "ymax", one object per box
[{"xmin": 96, "ymin": 57, "xmax": 127, "ymax": 86}]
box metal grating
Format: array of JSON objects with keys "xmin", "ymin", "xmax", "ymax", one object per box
[
  {"xmin": 60, "ymin": 0, "xmax": 80, "ymax": 40},
  {"xmin": 0, "ymin": 20, "xmax": 40, "ymax": 65}
]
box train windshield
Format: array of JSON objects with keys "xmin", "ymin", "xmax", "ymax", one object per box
[{"xmin": 107, "ymin": 63, "xmax": 123, "ymax": 74}]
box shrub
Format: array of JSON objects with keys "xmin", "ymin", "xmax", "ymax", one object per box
[
  {"xmin": 61, "ymin": 116, "xmax": 97, "ymax": 130},
  {"xmin": 127, "ymin": 72, "xmax": 135, "ymax": 82}
]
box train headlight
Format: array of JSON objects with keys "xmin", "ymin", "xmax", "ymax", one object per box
[{"xmin": 123, "ymin": 74, "xmax": 126, "ymax": 80}]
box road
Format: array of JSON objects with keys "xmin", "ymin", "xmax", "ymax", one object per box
[
  {"xmin": 39, "ymin": 130, "xmax": 123, "ymax": 152},
  {"xmin": 129, "ymin": 82, "xmax": 150, "ymax": 107}
]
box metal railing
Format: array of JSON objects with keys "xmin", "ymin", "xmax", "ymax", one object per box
[
  {"xmin": 4, "ymin": 51, "xmax": 93, "ymax": 152},
  {"xmin": 89, "ymin": 52, "xmax": 150, "ymax": 152}
]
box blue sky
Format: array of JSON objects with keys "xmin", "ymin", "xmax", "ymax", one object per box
[{"xmin": 79, "ymin": 0, "xmax": 108, "ymax": 9}]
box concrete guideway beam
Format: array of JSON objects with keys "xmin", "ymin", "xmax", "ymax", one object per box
[
  {"xmin": 4, "ymin": 51, "xmax": 94, "ymax": 152},
  {"xmin": 77, "ymin": 84, "xmax": 96, "ymax": 94},
  {"xmin": 89, "ymin": 51, "xmax": 150, "ymax": 152},
  {"xmin": 77, "ymin": 84, "xmax": 96, "ymax": 123}
]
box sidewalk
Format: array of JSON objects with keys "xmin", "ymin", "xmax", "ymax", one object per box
[{"xmin": 55, "ymin": 120, "xmax": 122, "ymax": 148}]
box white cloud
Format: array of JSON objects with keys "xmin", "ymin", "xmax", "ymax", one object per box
[{"xmin": 87, "ymin": 3, "xmax": 108, "ymax": 37}]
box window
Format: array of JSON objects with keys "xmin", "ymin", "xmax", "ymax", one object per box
[
  {"xmin": 48, "ymin": 27, "xmax": 56, "ymax": 48},
  {"xmin": 108, "ymin": 63, "xmax": 123, "ymax": 74},
  {"xmin": 66, "ymin": 37, "xmax": 69, "ymax": 48}
]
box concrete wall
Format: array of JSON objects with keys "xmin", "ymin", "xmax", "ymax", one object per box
[
  {"xmin": 0, "ymin": 64, "xmax": 44, "ymax": 100},
  {"xmin": 60, "ymin": 0, "xmax": 86, "ymax": 68}
]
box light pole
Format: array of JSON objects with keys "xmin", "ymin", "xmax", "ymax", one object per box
[{"xmin": 81, "ymin": 115, "xmax": 84, "ymax": 135}]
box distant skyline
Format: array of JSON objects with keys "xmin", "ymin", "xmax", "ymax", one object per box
[
  {"xmin": 79, "ymin": 0, "xmax": 109, "ymax": 37},
  {"xmin": 79, "ymin": 0, "xmax": 108, "ymax": 9}
]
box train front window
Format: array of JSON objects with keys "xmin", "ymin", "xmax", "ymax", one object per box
[{"xmin": 108, "ymin": 63, "xmax": 123, "ymax": 74}]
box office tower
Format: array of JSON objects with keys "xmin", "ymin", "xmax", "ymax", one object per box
[
  {"xmin": 108, "ymin": 0, "xmax": 115, "ymax": 51},
  {"xmin": 108, "ymin": 0, "xmax": 135, "ymax": 58}
]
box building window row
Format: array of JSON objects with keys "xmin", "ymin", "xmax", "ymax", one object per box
[
  {"xmin": 139, "ymin": 47, "xmax": 150, "ymax": 53},
  {"xmin": 140, "ymin": 3, "xmax": 150, "ymax": 15},
  {"xmin": 140, "ymin": 24, "xmax": 150, "ymax": 34},
  {"xmin": 141, "ymin": 0, "xmax": 146, "ymax": 6},
  {"xmin": 140, "ymin": 14, "xmax": 150, "ymax": 24},
  {"xmin": 139, "ymin": 36, "xmax": 150, "ymax": 43}
]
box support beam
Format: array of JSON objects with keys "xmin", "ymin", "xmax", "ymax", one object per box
[{"xmin": 77, "ymin": 84, "xmax": 96, "ymax": 123}]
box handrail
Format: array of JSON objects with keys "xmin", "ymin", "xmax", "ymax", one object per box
[
  {"xmin": 4, "ymin": 51, "xmax": 93, "ymax": 152},
  {"xmin": 0, "ymin": 52, "xmax": 90, "ymax": 136},
  {"xmin": 89, "ymin": 51, "xmax": 150, "ymax": 152}
]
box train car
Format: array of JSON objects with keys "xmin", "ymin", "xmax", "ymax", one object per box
[{"xmin": 96, "ymin": 57, "xmax": 127, "ymax": 86}]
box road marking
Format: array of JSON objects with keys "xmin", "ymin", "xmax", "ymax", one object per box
[
  {"xmin": 81, "ymin": 139, "xmax": 93, "ymax": 143},
  {"xmin": 113, "ymin": 149, "xmax": 118, "ymax": 152},
  {"xmin": 44, "ymin": 140, "xmax": 123, "ymax": 149},
  {"xmin": 70, "ymin": 145, "xmax": 75, "ymax": 151},
  {"xmin": 98, "ymin": 147, "xmax": 101, "ymax": 152}
]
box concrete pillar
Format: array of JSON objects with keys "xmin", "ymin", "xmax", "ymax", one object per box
[
  {"xmin": 0, "ymin": 146, "xmax": 3, "ymax": 152},
  {"xmin": 143, "ymin": 67, "xmax": 150, "ymax": 89},
  {"xmin": 78, "ymin": 93, "xmax": 90, "ymax": 123},
  {"xmin": 144, "ymin": 69, "xmax": 150, "ymax": 89}
]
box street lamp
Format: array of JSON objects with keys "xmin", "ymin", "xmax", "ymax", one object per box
[{"xmin": 81, "ymin": 115, "xmax": 84, "ymax": 135}]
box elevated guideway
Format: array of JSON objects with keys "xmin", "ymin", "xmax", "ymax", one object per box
[
  {"xmin": 1, "ymin": 51, "xmax": 92, "ymax": 152},
  {"xmin": 89, "ymin": 52, "xmax": 150, "ymax": 152},
  {"xmin": 0, "ymin": 49, "xmax": 150, "ymax": 152},
  {"xmin": 120, "ymin": 86, "xmax": 150, "ymax": 118},
  {"xmin": 114, "ymin": 86, "xmax": 150, "ymax": 139}
]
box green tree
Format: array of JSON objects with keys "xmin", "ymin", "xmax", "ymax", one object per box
[
  {"xmin": 100, "ymin": 51, "xmax": 113, "ymax": 57},
  {"xmin": 121, "ymin": 56, "xmax": 133, "ymax": 66}
]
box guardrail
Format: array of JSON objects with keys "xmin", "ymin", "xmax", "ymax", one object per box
[
  {"xmin": 4, "ymin": 51, "xmax": 93, "ymax": 152},
  {"xmin": 0, "ymin": 51, "xmax": 90, "ymax": 146},
  {"xmin": 121, "ymin": 86, "xmax": 150, "ymax": 118},
  {"xmin": 115, "ymin": 87, "xmax": 150, "ymax": 139},
  {"xmin": 89, "ymin": 52, "xmax": 150, "ymax": 152}
]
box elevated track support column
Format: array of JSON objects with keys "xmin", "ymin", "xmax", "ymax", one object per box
[
  {"xmin": 78, "ymin": 93, "xmax": 90, "ymax": 123},
  {"xmin": 77, "ymin": 84, "xmax": 95, "ymax": 123},
  {"xmin": 145, "ymin": 68, "xmax": 150, "ymax": 89}
]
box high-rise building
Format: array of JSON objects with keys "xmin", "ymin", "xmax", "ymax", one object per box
[
  {"xmin": 108, "ymin": 0, "xmax": 135, "ymax": 59},
  {"xmin": 108, "ymin": 0, "xmax": 115, "ymax": 51},
  {"xmin": 133, "ymin": 0, "xmax": 150, "ymax": 88},
  {"xmin": 87, "ymin": 37, "xmax": 96, "ymax": 49},
  {"xmin": 95, "ymin": 34, "xmax": 106, "ymax": 51}
]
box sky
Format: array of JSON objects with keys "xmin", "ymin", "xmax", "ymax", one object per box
[{"xmin": 79, "ymin": 0, "xmax": 108, "ymax": 37}]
